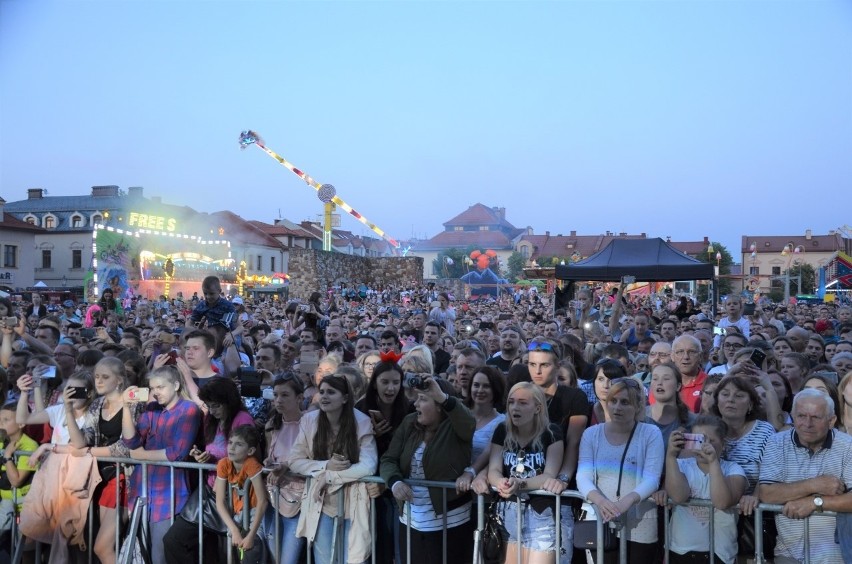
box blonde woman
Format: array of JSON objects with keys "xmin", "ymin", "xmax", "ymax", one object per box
[{"xmin": 487, "ymin": 382, "xmax": 564, "ymax": 564}]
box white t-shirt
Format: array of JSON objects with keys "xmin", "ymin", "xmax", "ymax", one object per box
[
  {"xmin": 669, "ymin": 458, "xmax": 746, "ymax": 563},
  {"xmin": 46, "ymin": 403, "xmax": 90, "ymax": 445}
]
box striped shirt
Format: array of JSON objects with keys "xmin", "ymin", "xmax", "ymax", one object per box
[
  {"xmin": 759, "ymin": 429, "xmax": 852, "ymax": 563},
  {"xmin": 725, "ymin": 420, "xmax": 775, "ymax": 493},
  {"xmin": 399, "ymin": 441, "xmax": 470, "ymax": 532}
]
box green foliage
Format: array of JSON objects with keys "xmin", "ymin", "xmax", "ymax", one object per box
[
  {"xmin": 698, "ymin": 241, "xmax": 734, "ymax": 297},
  {"xmin": 507, "ymin": 251, "xmax": 526, "ymax": 282},
  {"xmin": 432, "ymin": 247, "xmax": 475, "ymax": 278},
  {"xmin": 788, "ymin": 263, "xmax": 816, "ymax": 295}
]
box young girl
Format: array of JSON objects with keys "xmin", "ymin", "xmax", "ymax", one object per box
[
  {"xmin": 123, "ymin": 365, "xmax": 201, "ymax": 564},
  {"xmin": 646, "ymin": 363, "xmax": 695, "ymax": 449},
  {"xmin": 67, "ymin": 357, "xmax": 144, "ymax": 564},
  {"xmin": 288, "ymin": 375, "xmax": 377, "ymax": 564},
  {"xmin": 665, "ymin": 415, "xmax": 747, "ymax": 563},
  {"xmin": 0, "ymin": 402, "xmax": 37, "ymax": 542},
  {"xmin": 214, "ymin": 424, "xmax": 269, "ymax": 564},
  {"xmin": 488, "ymin": 382, "xmax": 564, "ymax": 564},
  {"xmin": 263, "ymin": 376, "xmax": 306, "ymax": 564}
]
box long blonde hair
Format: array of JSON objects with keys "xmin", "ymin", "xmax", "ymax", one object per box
[{"xmin": 503, "ymin": 382, "xmax": 550, "ymax": 454}]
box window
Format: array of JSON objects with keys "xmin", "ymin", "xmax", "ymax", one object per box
[
  {"xmin": 454, "ymin": 226, "xmax": 464, "ymax": 231},
  {"xmin": 3, "ymin": 245, "xmax": 16, "ymax": 268},
  {"xmin": 479, "ymin": 226, "xmax": 490, "ymax": 231},
  {"xmin": 42, "ymin": 250, "xmax": 52, "ymax": 269},
  {"xmin": 749, "ymin": 266, "xmax": 759, "ymax": 275},
  {"xmin": 25, "ymin": 217, "xmax": 35, "ymax": 225},
  {"xmin": 72, "ymin": 249, "xmax": 82, "ymax": 269},
  {"xmin": 270, "ymin": 256, "xmax": 275, "ymax": 271},
  {"xmin": 772, "ymin": 266, "xmax": 781, "ymax": 275},
  {"xmin": 71, "ymin": 215, "xmax": 83, "ymax": 228},
  {"xmin": 257, "ymin": 255, "xmax": 262, "ymax": 271},
  {"xmin": 520, "ymin": 246, "xmax": 530, "ymax": 259},
  {"xmin": 44, "ymin": 216, "xmax": 55, "ymax": 229},
  {"xmin": 92, "ymin": 214, "xmax": 103, "ymax": 224}
]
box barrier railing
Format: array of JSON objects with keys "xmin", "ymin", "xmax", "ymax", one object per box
[{"xmin": 3, "ymin": 450, "xmax": 842, "ymax": 564}]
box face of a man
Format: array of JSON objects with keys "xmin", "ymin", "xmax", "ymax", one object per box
[
  {"xmin": 281, "ymin": 341, "xmax": 299, "ymax": 363},
  {"xmin": 380, "ymin": 336, "xmax": 399, "ymax": 354},
  {"xmin": 255, "ymin": 348, "xmax": 278, "ymax": 373},
  {"xmin": 648, "ymin": 343, "xmax": 672, "ymax": 369},
  {"xmin": 355, "ymin": 338, "xmax": 376, "ymax": 357},
  {"xmin": 300, "ymin": 330, "xmax": 315, "ymax": 344},
  {"xmin": 804, "ymin": 339, "xmax": 824, "ymax": 362},
  {"xmin": 35, "ymin": 327, "xmax": 57, "ymax": 348},
  {"xmin": 183, "ymin": 337, "xmax": 213, "ymax": 370},
  {"xmin": 454, "ymin": 353, "xmax": 482, "ymax": 393},
  {"xmin": 543, "ymin": 322, "xmax": 559, "ymax": 339},
  {"xmin": 792, "ymin": 398, "xmax": 835, "ymax": 450},
  {"xmin": 672, "ymin": 339, "xmax": 701, "ymax": 377},
  {"xmin": 325, "ymin": 325, "xmax": 343, "ymax": 343},
  {"xmin": 527, "ymin": 350, "xmax": 558, "ymax": 389},
  {"xmin": 659, "ymin": 322, "xmax": 677, "ymax": 342},
  {"xmin": 634, "ymin": 316, "xmax": 649, "ymax": 334},
  {"xmin": 423, "ymin": 325, "xmax": 440, "ymax": 347},
  {"xmin": 411, "ymin": 313, "xmax": 426, "ymax": 330},
  {"xmin": 500, "ymin": 330, "xmax": 521, "ymax": 355}
]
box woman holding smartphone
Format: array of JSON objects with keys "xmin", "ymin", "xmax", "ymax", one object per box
[
  {"xmin": 122, "ymin": 365, "xmax": 201, "ymax": 564},
  {"xmin": 288, "ymin": 375, "xmax": 377, "ymax": 564},
  {"xmin": 355, "ymin": 361, "xmax": 410, "ymax": 564},
  {"xmin": 66, "ymin": 357, "xmax": 144, "ymax": 564}
]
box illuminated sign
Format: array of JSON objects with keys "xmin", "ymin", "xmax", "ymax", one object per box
[{"xmin": 127, "ymin": 212, "xmax": 177, "ymax": 232}]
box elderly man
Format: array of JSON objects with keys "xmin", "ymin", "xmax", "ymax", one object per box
[
  {"xmin": 759, "ymin": 389, "xmax": 852, "ymax": 564},
  {"xmin": 636, "ymin": 341, "xmax": 672, "ymax": 384},
  {"xmin": 670, "ymin": 335, "xmax": 707, "ymax": 412}
]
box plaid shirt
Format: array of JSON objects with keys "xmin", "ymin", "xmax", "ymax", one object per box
[{"xmin": 123, "ymin": 398, "xmax": 201, "ymax": 523}]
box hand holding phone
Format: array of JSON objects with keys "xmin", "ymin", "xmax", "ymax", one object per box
[{"xmin": 126, "ymin": 387, "xmax": 149, "ymax": 402}]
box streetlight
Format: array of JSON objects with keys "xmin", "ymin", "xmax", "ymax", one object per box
[
  {"xmin": 707, "ymin": 244, "xmax": 718, "ymax": 317},
  {"xmin": 781, "ymin": 244, "xmax": 805, "ymax": 303}
]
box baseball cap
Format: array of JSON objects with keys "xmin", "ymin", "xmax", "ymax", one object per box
[{"xmin": 63, "ymin": 300, "xmax": 75, "ymax": 308}]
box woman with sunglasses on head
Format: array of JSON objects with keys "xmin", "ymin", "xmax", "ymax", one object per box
[
  {"xmin": 577, "ymin": 378, "xmax": 664, "ymax": 563},
  {"xmin": 288, "ymin": 375, "xmax": 377, "ymax": 564},
  {"xmin": 380, "ymin": 375, "xmax": 475, "ymax": 564}
]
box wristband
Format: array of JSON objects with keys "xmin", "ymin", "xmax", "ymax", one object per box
[{"xmin": 463, "ymin": 466, "xmax": 476, "ymax": 477}]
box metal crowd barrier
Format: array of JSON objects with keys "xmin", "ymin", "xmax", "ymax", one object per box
[{"xmin": 3, "ymin": 451, "xmax": 842, "ymax": 564}]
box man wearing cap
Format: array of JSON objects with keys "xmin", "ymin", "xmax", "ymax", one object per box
[{"xmin": 60, "ymin": 300, "xmax": 81, "ymax": 324}]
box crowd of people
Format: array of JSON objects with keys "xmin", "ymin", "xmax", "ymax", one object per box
[{"xmin": 0, "ymin": 274, "xmax": 851, "ymax": 564}]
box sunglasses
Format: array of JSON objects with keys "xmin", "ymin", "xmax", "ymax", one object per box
[
  {"xmin": 528, "ymin": 342, "xmax": 554, "ymax": 352},
  {"xmin": 612, "ymin": 377, "xmax": 641, "ymax": 390}
]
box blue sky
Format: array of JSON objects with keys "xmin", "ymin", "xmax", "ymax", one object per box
[{"xmin": 1, "ymin": 0, "xmax": 850, "ymax": 256}]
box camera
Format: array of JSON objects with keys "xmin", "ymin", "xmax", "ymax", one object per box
[
  {"xmin": 238, "ymin": 367, "xmax": 262, "ymax": 398},
  {"xmin": 403, "ymin": 372, "xmax": 430, "ymax": 390},
  {"xmin": 683, "ymin": 433, "xmax": 705, "ymax": 451}
]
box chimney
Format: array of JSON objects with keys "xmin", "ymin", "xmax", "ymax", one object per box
[
  {"xmin": 703, "ymin": 236, "xmax": 709, "ymax": 245},
  {"xmin": 0, "ymin": 197, "xmax": 5, "ymax": 222},
  {"xmin": 619, "ymin": 232, "xmax": 627, "ymax": 237},
  {"xmin": 492, "ymin": 206, "xmax": 506, "ymax": 220},
  {"xmin": 641, "ymin": 232, "xmax": 647, "ymax": 237},
  {"xmin": 545, "ymin": 231, "xmax": 550, "ymax": 237},
  {"xmin": 128, "ymin": 186, "xmax": 144, "ymax": 198},
  {"xmin": 91, "ymin": 185, "xmax": 120, "ymax": 197},
  {"xmin": 27, "ymin": 188, "xmax": 44, "ymax": 199},
  {"xmin": 805, "ymin": 229, "xmax": 812, "ymax": 240},
  {"xmin": 570, "ymin": 230, "xmax": 576, "ymax": 236}
]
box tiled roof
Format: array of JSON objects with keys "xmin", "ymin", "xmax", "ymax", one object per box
[
  {"xmin": 249, "ymin": 220, "xmax": 317, "ymax": 239},
  {"xmin": 0, "ymin": 214, "xmax": 46, "ymax": 232},
  {"xmin": 209, "ymin": 211, "xmax": 286, "ymax": 249},
  {"xmin": 442, "ymin": 203, "xmax": 516, "ymax": 229},
  {"xmin": 413, "ymin": 230, "xmax": 517, "ymax": 251},
  {"xmin": 669, "ymin": 240, "xmax": 712, "ymax": 256},
  {"xmin": 519, "ymin": 233, "xmax": 647, "ymax": 259},
  {"xmin": 740, "ymin": 233, "xmax": 845, "ymax": 254}
]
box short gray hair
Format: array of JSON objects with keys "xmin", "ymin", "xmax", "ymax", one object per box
[{"xmin": 792, "ymin": 387, "xmax": 835, "ymax": 418}]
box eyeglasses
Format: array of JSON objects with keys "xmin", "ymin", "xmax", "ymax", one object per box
[
  {"xmin": 612, "ymin": 377, "xmax": 641, "ymax": 390},
  {"xmin": 528, "ymin": 342, "xmax": 554, "ymax": 352},
  {"xmin": 672, "ymin": 349, "xmax": 700, "ymax": 358},
  {"xmin": 648, "ymin": 352, "xmax": 671, "ymax": 358},
  {"xmin": 722, "ymin": 343, "xmax": 745, "ymax": 351}
]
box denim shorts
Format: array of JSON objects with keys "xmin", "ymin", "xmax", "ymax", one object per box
[{"xmin": 501, "ymin": 500, "xmax": 558, "ymax": 552}]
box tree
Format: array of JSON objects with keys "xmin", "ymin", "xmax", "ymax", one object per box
[
  {"xmin": 788, "ymin": 263, "xmax": 816, "ymax": 295},
  {"xmin": 507, "ymin": 251, "xmax": 526, "ymax": 282},
  {"xmin": 696, "ymin": 241, "xmax": 734, "ymax": 301},
  {"xmin": 432, "ymin": 247, "xmax": 475, "ymax": 278}
]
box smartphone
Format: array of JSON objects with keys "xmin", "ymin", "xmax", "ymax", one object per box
[
  {"xmin": 238, "ymin": 367, "xmax": 262, "ymax": 398},
  {"xmin": 743, "ymin": 303, "xmax": 756, "ymax": 316},
  {"xmin": 41, "ymin": 366, "xmax": 57, "ymax": 379},
  {"xmin": 749, "ymin": 349, "xmax": 767, "ymax": 368},
  {"xmin": 4, "ymin": 316, "xmax": 18, "ymax": 328},
  {"xmin": 165, "ymin": 349, "xmax": 178, "ymax": 366},
  {"xmin": 128, "ymin": 388, "xmax": 149, "ymax": 402},
  {"xmin": 683, "ymin": 433, "xmax": 705, "ymax": 451},
  {"xmin": 80, "ymin": 328, "xmax": 96, "ymax": 340},
  {"xmin": 69, "ymin": 386, "xmax": 89, "ymax": 399},
  {"xmin": 368, "ymin": 410, "xmax": 385, "ymax": 423},
  {"xmin": 332, "ymin": 453, "xmax": 346, "ymax": 461}
]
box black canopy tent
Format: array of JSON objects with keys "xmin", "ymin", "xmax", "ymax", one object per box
[{"xmin": 554, "ymin": 238, "xmax": 717, "ymax": 315}]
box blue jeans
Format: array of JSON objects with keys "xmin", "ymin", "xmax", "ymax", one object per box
[
  {"xmin": 313, "ymin": 512, "xmax": 367, "ymax": 564},
  {"xmin": 262, "ymin": 506, "xmax": 305, "ymax": 564}
]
